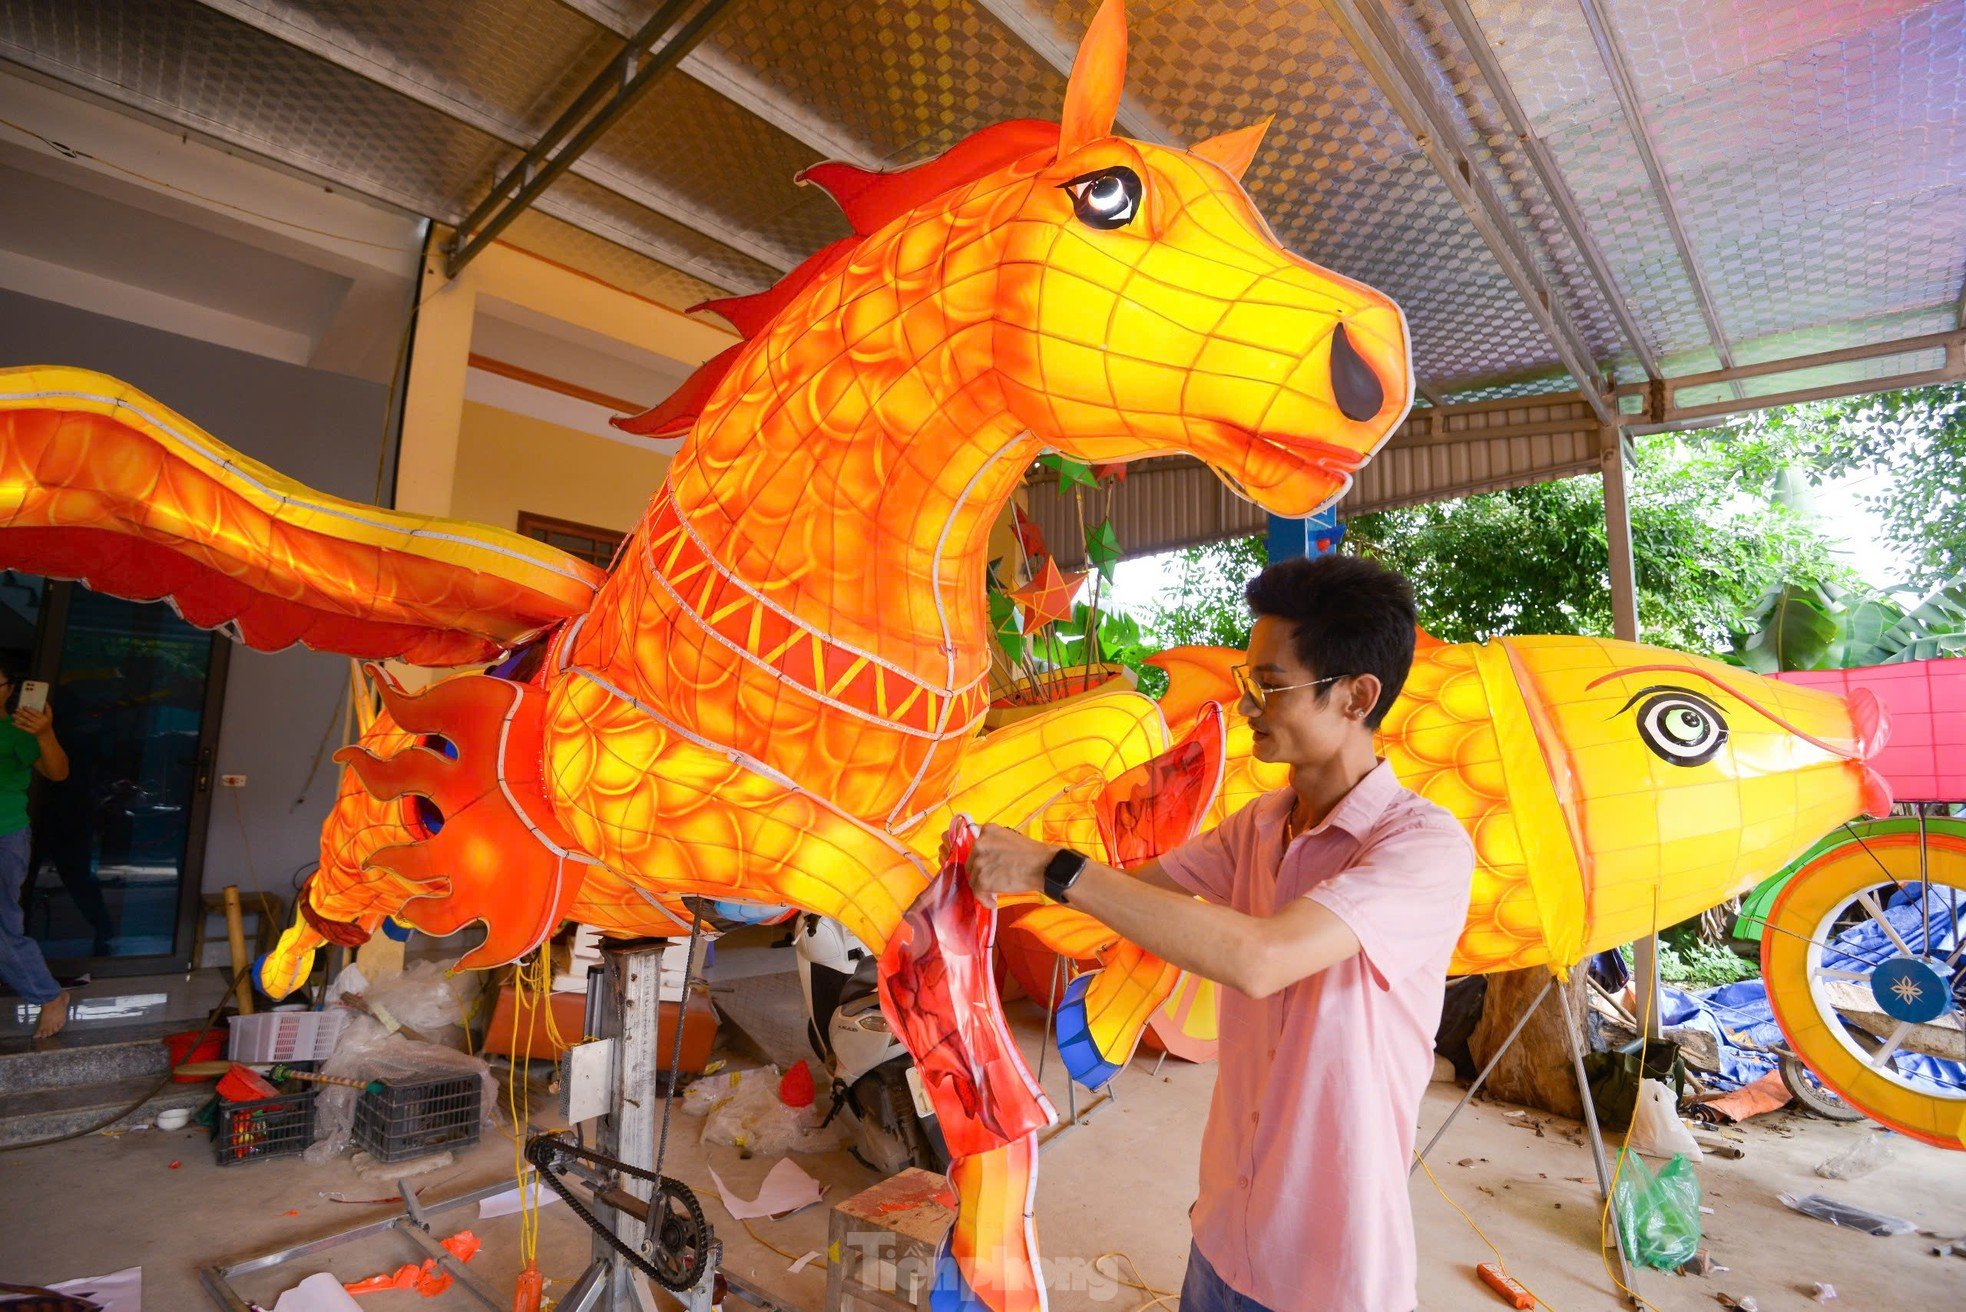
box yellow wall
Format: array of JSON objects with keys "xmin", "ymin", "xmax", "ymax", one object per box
[{"xmin": 450, "ymin": 400, "xmax": 670, "ymax": 537}]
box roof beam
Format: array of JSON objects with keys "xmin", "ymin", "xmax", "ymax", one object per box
[
  {"xmin": 443, "ymin": 0, "xmax": 737, "ymax": 277},
  {"xmin": 1574, "ymin": 0, "xmax": 1736, "ymax": 376},
  {"xmin": 1319, "ymin": 0, "xmax": 1617, "ymax": 426},
  {"xmin": 1436, "ymin": 0, "xmax": 1659, "ymax": 381},
  {"xmin": 1614, "ymin": 329, "xmax": 1966, "ymax": 431},
  {"xmin": 192, "ymin": 0, "xmax": 791, "ymax": 283},
  {"xmin": 551, "ymin": 0, "xmax": 887, "ymax": 168},
  {"xmin": 970, "ymin": 0, "xmax": 1179, "ymax": 146}
]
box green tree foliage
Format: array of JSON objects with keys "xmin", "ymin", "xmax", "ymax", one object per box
[
  {"xmin": 1345, "ymin": 430, "xmax": 1855, "ymax": 651},
  {"xmin": 1138, "ymin": 429, "xmax": 1853, "ymax": 656},
  {"xmin": 1731, "ymin": 571, "xmax": 1966, "ymax": 672},
  {"xmin": 1142, "ymin": 533, "xmax": 1268, "ymax": 653},
  {"xmin": 1723, "ymin": 382, "xmax": 1966, "ymax": 590}
]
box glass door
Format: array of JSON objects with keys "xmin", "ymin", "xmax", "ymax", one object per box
[{"xmin": 3, "ymin": 572, "xmax": 228, "ymax": 977}]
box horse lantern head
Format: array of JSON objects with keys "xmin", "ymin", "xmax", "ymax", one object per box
[{"xmin": 991, "ymin": 0, "xmax": 1413, "ymax": 516}]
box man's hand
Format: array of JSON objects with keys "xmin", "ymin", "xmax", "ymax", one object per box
[
  {"xmin": 963, "ymin": 823, "xmax": 1054, "ymax": 905},
  {"xmin": 13, "ymin": 705, "xmax": 51, "ymax": 737}
]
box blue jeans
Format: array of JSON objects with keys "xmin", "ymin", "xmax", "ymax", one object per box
[
  {"xmin": 1179, "ymin": 1243, "xmax": 1277, "ymax": 1312},
  {"xmin": 0, "ymin": 826, "xmax": 61, "ymax": 1004}
]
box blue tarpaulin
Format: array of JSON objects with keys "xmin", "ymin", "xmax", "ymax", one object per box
[{"xmin": 1663, "ymin": 881, "xmax": 1964, "ymax": 1095}]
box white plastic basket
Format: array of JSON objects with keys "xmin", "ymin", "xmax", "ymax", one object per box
[{"xmin": 227, "ymin": 1007, "xmax": 350, "ymax": 1064}]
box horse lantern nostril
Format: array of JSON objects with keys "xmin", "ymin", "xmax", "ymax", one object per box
[{"xmin": 1329, "ymin": 321, "xmax": 1384, "ymax": 422}]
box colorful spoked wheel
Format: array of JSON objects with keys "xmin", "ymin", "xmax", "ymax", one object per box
[{"xmin": 1762, "ymin": 819, "xmax": 1966, "ymax": 1150}]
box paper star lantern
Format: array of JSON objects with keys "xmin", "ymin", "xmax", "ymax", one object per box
[
  {"xmin": 1012, "ymin": 504, "xmax": 1049, "ymax": 564},
  {"xmin": 988, "ymin": 590, "xmax": 1026, "ymax": 663},
  {"xmin": 1010, "ymin": 558, "xmax": 1087, "ymax": 632},
  {"xmin": 1038, "ymin": 453, "xmax": 1099, "ymax": 493},
  {"xmin": 1084, "ymin": 519, "xmax": 1121, "ymax": 583}
]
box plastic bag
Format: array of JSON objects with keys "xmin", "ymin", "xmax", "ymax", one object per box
[
  {"xmin": 305, "ymin": 970, "xmax": 500, "ymax": 1164},
  {"xmin": 1612, "ymin": 1152, "xmax": 1703, "ymax": 1269},
  {"xmin": 360, "ymin": 958, "xmax": 476, "ymax": 1048},
  {"xmin": 1778, "ymin": 1192, "xmax": 1916, "ymax": 1236},
  {"xmin": 702, "ymin": 1072, "xmax": 848, "ymax": 1156},
  {"xmin": 1627, "ymin": 1078, "xmax": 1702, "ymax": 1160},
  {"xmin": 682, "ymin": 1065, "xmax": 779, "ymax": 1118},
  {"xmin": 1813, "ymin": 1130, "xmax": 1897, "ymax": 1180}
]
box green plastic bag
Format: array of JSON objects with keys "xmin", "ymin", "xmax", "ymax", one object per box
[{"xmin": 1611, "ymin": 1152, "xmax": 1703, "ymax": 1269}]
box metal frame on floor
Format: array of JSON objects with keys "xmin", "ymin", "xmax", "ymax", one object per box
[
  {"xmin": 200, "ymin": 1176, "xmax": 513, "ymax": 1312},
  {"xmin": 1409, "ymin": 976, "xmax": 1643, "ymax": 1304}
]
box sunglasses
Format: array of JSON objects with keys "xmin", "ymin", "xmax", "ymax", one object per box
[{"xmin": 1230, "ymin": 664, "xmax": 1348, "ymax": 714}]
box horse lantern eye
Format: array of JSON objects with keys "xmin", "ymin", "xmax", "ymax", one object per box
[{"xmin": 1062, "ymin": 167, "xmax": 1142, "ymax": 230}]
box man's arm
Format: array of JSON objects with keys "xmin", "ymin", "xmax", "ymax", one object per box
[{"xmin": 967, "ymin": 827, "xmax": 1361, "ymax": 999}]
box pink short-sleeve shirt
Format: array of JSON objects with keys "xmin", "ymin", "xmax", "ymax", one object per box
[{"xmin": 1158, "ymin": 759, "xmax": 1476, "ymax": 1312}]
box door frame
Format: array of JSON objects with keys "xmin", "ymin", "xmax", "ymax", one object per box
[{"xmin": 29, "ymin": 581, "xmax": 232, "ymax": 979}]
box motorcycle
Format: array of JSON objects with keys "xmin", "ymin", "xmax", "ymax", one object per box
[{"xmin": 793, "ymin": 912, "xmax": 950, "ymax": 1175}]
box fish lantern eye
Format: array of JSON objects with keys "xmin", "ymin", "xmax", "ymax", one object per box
[
  {"xmin": 1062, "ymin": 167, "xmax": 1143, "ymax": 230},
  {"xmin": 1636, "ymin": 691, "xmax": 1728, "ymax": 767}
]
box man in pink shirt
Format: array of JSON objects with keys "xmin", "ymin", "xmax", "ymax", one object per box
[{"xmin": 967, "ymin": 554, "xmax": 1475, "ymax": 1312}]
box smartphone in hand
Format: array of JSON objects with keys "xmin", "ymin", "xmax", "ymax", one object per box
[{"xmin": 16, "ymin": 680, "xmax": 48, "ymax": 715}]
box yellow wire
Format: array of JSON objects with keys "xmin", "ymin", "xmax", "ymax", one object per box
[
  {"xmin": 1411, "ymin": 1151, "xmax": 1561, "ymax": 1311},
  {"xmin": 1090, "ymin": 1251, "xmax": 1178, "ymax": 1312},
  {"xmin": 1596, "ymin": 921, "xmax": 1670, "ymax": 1312}
]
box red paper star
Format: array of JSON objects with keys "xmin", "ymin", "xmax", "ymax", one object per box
[{"xmin": 1010, "ymin": 558, "xmax": 1087, "ymax": 631}]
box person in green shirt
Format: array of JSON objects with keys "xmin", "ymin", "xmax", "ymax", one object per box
[{"xmin": 0, "ymin": 660, "xmax": 71, "ymax": 1039}]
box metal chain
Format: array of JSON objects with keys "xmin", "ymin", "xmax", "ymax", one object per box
[
  {"xmin": 651, "ymin": 908, "xmax": 707, "ymax": 1191},
  {"xmin": 524, "ymin": 1133, "xmax": 708, "ymax": 1290}
]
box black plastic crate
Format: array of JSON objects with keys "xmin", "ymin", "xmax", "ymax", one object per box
[
  {"xmin": 352, "ymin": 1074, "xmax": 481, "ymax": 1163},
  {"xmin": 214, "ymin": 1083, "xmax": 317, "ymax": 1167}
]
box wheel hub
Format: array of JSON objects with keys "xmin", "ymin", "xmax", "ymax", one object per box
[{"xmin": 1870, "ymin": 956, "xmax": 1953, "ymax": 1025}]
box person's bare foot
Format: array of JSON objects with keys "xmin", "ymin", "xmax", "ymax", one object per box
[{"xmin": 31, "ymin": 989, "xmax": 69, "ymax": 1040}]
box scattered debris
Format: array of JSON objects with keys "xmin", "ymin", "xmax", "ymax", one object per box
[
  {"xmin": 1814, "ymin": 1131, "xmax": 1897, "ymax": 1180},
  {"xmin": 1693, "ymin": 1132, "xmax": 1745, "ymax": 1160},
  {"xmin": 1456, "ymin": 1158, "xmax": 1475, "ymax": 1168},
  {"xmin": 1679, "ymin": 1249, "xmax": 1715, "ymax": 1276},
  {"xmin": 1715, "ymin": 1294, "xmax": 1758, "ymax": 1311},
  {"xmin": 166, "ymin": 1160, "xmax": 180, "ymax": 1170},
  {"xmin": 1690, "ymin": 1071, "xmax": 1791, "ymax": 1125},
  {"xmin": 342, "ymin": 1230, "xmax": 480, "ymax": 1298},
  {"xmin": 1778, "ymin": 1192, "xmax": 1916, "ymax": 1236},
  {"xmin": 1811, "ymin": 1283, "xmax": 1837, "ymax": 1302}
]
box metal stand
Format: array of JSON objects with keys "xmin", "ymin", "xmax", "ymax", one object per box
[
  {"xmin": 1409, "ymin": 973, "xmax": 1641, "ymax": 1305},
  {"xmin": 201, "ymin": 1176, "xmax": 515, "ymax": 1310},
  {"xmin": 1033, "ymin": 955, "xmax": 1117, "ymax": 1148}
]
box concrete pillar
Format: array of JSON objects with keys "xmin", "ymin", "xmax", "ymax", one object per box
[{"xmin": 392, "ymin": 250, "xmax": 479, "ymax": 519}]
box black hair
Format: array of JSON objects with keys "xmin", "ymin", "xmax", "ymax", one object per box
[
  {"xmin": 0, "ymin": 653, "xmax": 23, "ymax": 686},
  {"xmin": 1243, "ymin": 554, "xmax": 1417, "ymax": 728}
]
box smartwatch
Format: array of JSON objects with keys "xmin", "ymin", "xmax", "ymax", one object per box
[{"xmin": 1043, "ymin": 849, "xmax": 1091, "ymax": 904}]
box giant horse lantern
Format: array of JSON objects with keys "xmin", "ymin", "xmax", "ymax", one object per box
[{"xmin": 0, "ymin": 5, "xmax": 1953, "ymax": 1311}]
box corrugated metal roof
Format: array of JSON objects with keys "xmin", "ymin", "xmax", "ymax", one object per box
[
  {"xmin": 2, "ymin": 0, "xmax": 1961, "ymax": 522},
  {"xmin": 1026, "ymin": 391, "xmax": 1607, "ymax": 563}
]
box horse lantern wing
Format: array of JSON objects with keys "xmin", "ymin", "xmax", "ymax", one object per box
[{"xmin": 0, "ymin": 367, "xmax": 602, "ymax": 665}]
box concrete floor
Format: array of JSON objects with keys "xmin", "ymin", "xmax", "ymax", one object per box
[{"xmin": 4, "ymin": 985, "xmax": 1964, "ymax": 1310}]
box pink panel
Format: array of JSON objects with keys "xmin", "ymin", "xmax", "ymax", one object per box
[{"xmin": 1781, "ymin": 659, "xmax": 1966, "ymax": 801}]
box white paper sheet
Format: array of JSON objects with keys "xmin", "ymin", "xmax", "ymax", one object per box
[
  {"xmin": 709, "ymin": 1157, "xmax": 825, "ymax": 1220},
  {"xmin": 477, "ymin": 1178, "xmax": 568, "ymax": 1220},
  {"xmin": 269, "ymin": 1271, "xmax": 366, "ymax": 1312},
  {"xmin": 788, "ymin": 1250, "xmax": 824, "ymax": 1274},
  {"xmin": 48, "ymin": 1266, "xmax": 141, "ymax": 1312}
]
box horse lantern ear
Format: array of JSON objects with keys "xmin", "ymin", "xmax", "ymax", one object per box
[
  {"xmin": 1190, "ymin": 117, "xmax": 1272, "ymax": 183},
  {"xmin": 1059, "ymin": 0, "xmax": 1128, "ymax": 156}
]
